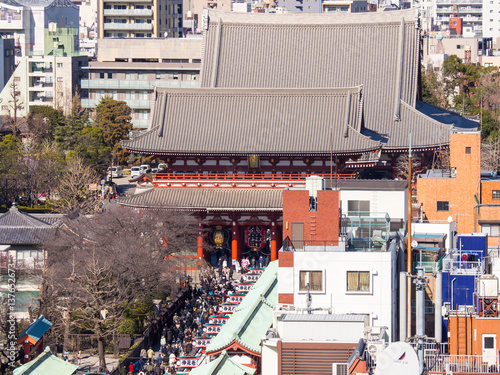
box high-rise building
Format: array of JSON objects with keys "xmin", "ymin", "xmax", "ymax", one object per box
[
  {"xmin": 483, "ymin": 0, "xmax": 500, "ymax": 40},
  {"xmin": 98, "ymin": 0, "xmax": 183, "ymax": 39}
]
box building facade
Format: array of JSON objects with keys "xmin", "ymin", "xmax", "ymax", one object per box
[
  {"xmin": 81, "ymin": 38, "xmax": 202, "ymax": 128},
  {"xmin": 98, "ymin": 0, "xmax": 183, "ymax": 38}
]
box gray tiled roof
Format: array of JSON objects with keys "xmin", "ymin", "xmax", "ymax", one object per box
[
  {"xmin": 0, "ymin": 227, "xmax": 55, "ymax": 245},
  {"xmin": 122, "ymin": 87, "xmax": 381, "ymax": 155},
  {"xmin": 117, "ymin": 188, "xmax": 283, "ymax": 211},
  {"xmin": 0, "ymin": 205, "xmax": 62, "ymax": 244},
  {"xmin": 199, "ymin": 9, "xmax": 452, "ymax": 149}
]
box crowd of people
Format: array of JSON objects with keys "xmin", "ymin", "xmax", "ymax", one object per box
[{"xmin": 127, "ymin": 267, "xmax": 239, "ymax": 375}]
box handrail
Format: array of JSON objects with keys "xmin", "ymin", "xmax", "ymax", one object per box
[{"xmin": 154, "ymin": 172, "xmax": 355, "ymax": 181}]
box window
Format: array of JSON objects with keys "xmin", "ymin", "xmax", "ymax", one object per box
[
  {"xmin": 465, "ymin": 147, "xmax": 471, "ymax": 154},
  {"xmin": 437, "ymin": 201, "xmax": 449, "ymax": 211},
  {"xmin": 299, "ymin": 271, "xmax": 323, "ymax": 292},
  {"xmin": 482, "ymin": 223, "xmax": 500, "ymax": 236},
  {"xmin": 100, "ymin": 72, "xmax": 105, "ymax": 79},
  {"xmin": 138, "ymin": 73, "xmax": 145, "ymax": 80},
  {"xmin": 108, "ymin": 72, "xmax": 113, "ymax": 79},
  {"xmin": 347, "ymin": 200, "xmax": 370, "ymax": 216},
  {"xmin": 347, "ymin": 271, "xmax": 370, "ymax": 292},
  {"xmin": 156, "ymin": 72, "xmax": 163, "ymax": 79},
  {"xmin": 57, "ymin": 63, "xmax": 63, "ymax": 68},
  {"xmin": 142, "ymin": 91, "xmax": 148, "ymax": 100},
  {"xmin": 494, "ymin": 191, "xmax": 500, "ymax": 200},
  {"xmin": 57, "ymin": 77, "xmax": 63, "ymax": 82}
]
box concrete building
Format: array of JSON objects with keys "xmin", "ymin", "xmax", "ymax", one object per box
[
  {"xmin": 98, "ymin": 0, "xmax": 183, "ymax": 38},
  {"xmin": 0, "ymin": 26, "xmax": 87, "ymax": 117},
  {"xmin": 322, "ymin": 0, "xmax": 368, "ymax": 13},
  {"xmin": 483, "ymin": 0, "xmax": 500, "ymax": 41},
  {"xmin": 81, "ymin": 37, "xmax": 202, "ymax": 128},
  {"xmin": 434, "ymin": 0, "xmax": 482, "ymax": 35},
  {"xmin": 0, "ymin": 0, "xmax": 79, "ymax": 61}
]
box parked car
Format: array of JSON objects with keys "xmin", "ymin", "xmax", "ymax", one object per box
[
  {"xmin": 140, "ymin": 164, "xmax": 150, "ymax": 173},
  {"xmin": 107, "ymin": 166, "xmax": 123, "ymax": 178},
  {"xmin": 130, "ymin": 166, "xmax": 142, "ymax": 178}
]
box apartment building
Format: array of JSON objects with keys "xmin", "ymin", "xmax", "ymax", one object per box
[
  {"xmin": 483, "ymin": 0, "xmax": 500, "ymax": 40},
  {"xmin": 81, "ymin": 37, "xmax": 202, "ymax": 128},
  {"xmin": 98, "ymin": 0, "xmax": 183, "ymax": 38},
  {"xmin": 435, "ymin": 0, "xmax": 482, "ymax": 35}
]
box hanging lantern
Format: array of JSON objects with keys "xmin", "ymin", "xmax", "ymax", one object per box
[{"xmin": 245, "ymin": 225, "xmax": 266, "ymax": 249}]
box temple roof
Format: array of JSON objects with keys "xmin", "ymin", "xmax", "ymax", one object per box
[
  {"xmin": 122, "ymin": 87, "xmax": 381, "ymax": 155},
  {"xmin": 206, "ymin": 260, "xmax": 278, "ymax": 355},
  {"xmin": 116, "ymin": 188, "xmax": 283, "ymax": 211},
  {"xmin": 13, "ymin": 347, "xmax": 77, "ymax": 375},
  {"xmin": 198, "ymin": 9, "xmax": 453, "ymax": 149},
  {"xmin": 189, "ymin": 350, "xmax": 256, "ymax": 375},
  {"xmin": 0, "ymin": 204, "xmax": 63, "ymax": 245}
]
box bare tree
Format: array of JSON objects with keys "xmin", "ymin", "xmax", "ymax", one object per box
[
  {"xmin": 394, "ymin": 153, "xmax": 424, "ymax": 180},
  {"xmin": 49, "ymin": 157, "xmax": 99, "ymax": 213},
  {"xmin": 43, "ymin": 208, "xmax": 199, "ymax": 372},
  {"xmin": 482, "ymin": 137, "xmax": 500, "ymax": 172},
  {"xmin": 6, "ymin": 80, "xmax": 24, "ymax": 139}
]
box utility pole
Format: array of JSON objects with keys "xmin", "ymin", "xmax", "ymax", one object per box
[{"xmin": 407, "ymin": 133, "xmax": 412, "ymax": 338}]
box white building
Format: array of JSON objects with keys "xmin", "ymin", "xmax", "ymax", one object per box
[
  {"xmin": 277, "ymin": 246, "xmax": 398, "ymax": 339},
  {"xmin": 483, "ymin": 0, "xmax": 500, "ymax": 40}
]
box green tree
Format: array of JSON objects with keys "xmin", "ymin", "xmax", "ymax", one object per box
[
  {"xmin": 421, "ymin": 65, "xmax": 446, "ymax": 108},
  {"xmin": 28, "ymin": 105, "xmax": 65, "ymax": 142},
  {"xmin": 0, "ymin": 135, "xmax": 21, "ymax": 209},
  {"xmin": 95, "ymin": 97, "xmax": 132, "ymax": 164}
]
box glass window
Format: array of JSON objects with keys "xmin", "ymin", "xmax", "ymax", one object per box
[
  {"xmin": 482, "ymin": 223, "xmax": 500, "ymax": 236},
  {"xmin": 347, "ymin": 200, "xmax": 370, "ymax": 216},
  {"xmin": 493, "ymin": 191, "xmax": 500, "ymax": 200},
  {"xmin": 437, "ymin": 201, "xmax": 449, "ymax": 211},
  {"xmin": 100, "ymin": 72, "xmax": 105, "ymax": 79},
  {"xmin": 142, "ymin": 91, "xmax": 148, "ymax": 100},
  {"xmin": 347, "ymin": 271, "xmax": 370, "ymax": 292},
  {"xmin": 299, "ymin": 271, "xmax": 323, "ymax": 292},
  {"xmin": 465, "ymin": 147, "xmax": 471, "ymax": 154}
]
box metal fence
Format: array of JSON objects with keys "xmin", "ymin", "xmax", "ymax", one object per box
[{"xmin": 426, "ymin": 354, "xmax": 499, "ymax": 374}]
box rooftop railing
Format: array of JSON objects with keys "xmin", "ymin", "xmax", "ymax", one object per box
[{"xmin": 425, "ymin": 354, "xmax": 499, "ymax": 374}]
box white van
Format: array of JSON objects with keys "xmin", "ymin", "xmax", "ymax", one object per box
[
  {"xmin": 107, "ymin": 166, "xmax": 123, "ymax": 178},
  {"xmin": 130, "ymin": 166, "xmax": 142, "ymax": 178}
]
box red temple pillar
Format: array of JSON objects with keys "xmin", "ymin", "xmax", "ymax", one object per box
[
  {"xmin": 197, "ymin": 222, "xmax": 204, "ymax": 259},
  {"xmin": 232, "ymin": 222, "xmax": 239, "ymax": 262},
  {"xmin": 270, "ymin": 221, "xmax": 278, "ymax": 261}
]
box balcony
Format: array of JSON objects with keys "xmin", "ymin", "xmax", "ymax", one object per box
[
  {"xmin": 441, "ymin": 251, "xmax": 484, "ymax": 275},
  {"xmin": 81, "ymin": 98, "xmax": 151, "ymax": 109},
  {"xmin": 80, "ymin": 79, "xmax": 199, "ymax": 90},
  {"xmin": 132, "ymin": 118, "xmax": 149, "ymax": 128},
  {"xmin": 103, "ymin": 22, "xmax": 153, "ymax": 31},
  {"xmin": 436, "ymin": 0, "xmax": 481, "ymax": 4},
  {"xmin": 103, "ymin": 9, "xmax": 153, "ymax": 16},
  {"xmin": 282, "ymin": 237, "xmax": 347, "ymax": 252}
]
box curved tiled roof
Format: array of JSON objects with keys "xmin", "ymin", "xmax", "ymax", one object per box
[
  {"xmin": 199, "ymin": 9, "xmax": 452, "ymax": 149},
  {"xmin": 116, "ymin": 188, "xmax": 283, "ymax": 211},
  {"xmin": 0, "ymin": 205, "xmax": 62, "ymax": 244},
  {"xmin": 122, "ymin": 87, "xmax": 380, "ymax": 155},
  {"xmin": 206, "ymin": 260, "xmax": 278, "ymax": 355}
]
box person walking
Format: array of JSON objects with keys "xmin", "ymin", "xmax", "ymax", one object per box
[{"xmin": 147, "ymin": 347, "xmax": 155, "ymax": 361}]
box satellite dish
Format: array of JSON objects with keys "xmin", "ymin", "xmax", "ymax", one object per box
[{"xmin": 374, "ymin": 342, "xmax": 419, "ymax": 375}]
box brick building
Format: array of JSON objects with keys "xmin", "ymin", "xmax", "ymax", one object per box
[{"xmin": 417, "ymin": 131, "xmax": 500, "ymax": 247}]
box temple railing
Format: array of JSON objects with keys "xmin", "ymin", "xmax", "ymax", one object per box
[{"xmin": 153, "ymin": 172, "xmax": 355, "ymax": 189}]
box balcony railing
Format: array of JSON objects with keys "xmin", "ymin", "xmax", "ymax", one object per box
[
  {"xmin": 103, "ymin": 9, "xmax": 152, "ymax": 16},
  {"xmin": 153, "ymin": 172, "xmax": 355, "ymax": 189},
  {"xmin": 103, "ymin": 22, "xmax": 153, "ymax": 30},
  {"xmin": 441, "ymin": 257, "xmax": 484, "ymax": 275},
  {"xmin": 425, "ymin": 355, "xmax": 499, "ymax": 373},
  {"xmin": 80, "ymin": 79, "xmax": 199, "ymax": 90}
]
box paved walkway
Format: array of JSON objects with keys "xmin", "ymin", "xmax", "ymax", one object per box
[{"xmin": 71, "ymin": 351, "xmax": 119, "ymax": 374}]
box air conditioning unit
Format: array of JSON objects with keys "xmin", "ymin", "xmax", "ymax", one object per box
[{"xmin": 332, "ymin": 363, "xmax": 348, "ymax": 375}]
